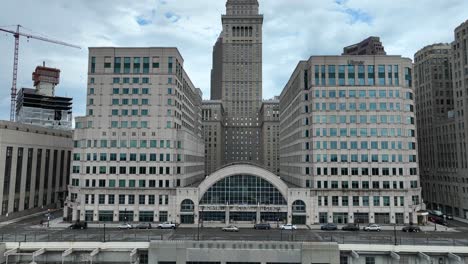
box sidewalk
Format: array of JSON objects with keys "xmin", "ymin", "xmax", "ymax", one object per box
[{"xmin": 0, "ymin": 209, "xmax": 61, "ymax": 228}]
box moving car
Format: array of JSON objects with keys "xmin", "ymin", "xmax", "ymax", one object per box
[
  {"xmin": 342, "ymin": 224, "xmax": 359, "ymax": 231},
  {"xmin": 69, "ymin": 221, "xmax": 87, "ymax": 230},
  {"xmin": 222, "ymin": 225, "xmax": 239, "ymax": 232},
  {"xmin": 280, "ymin": 224, "xmax": 297, "ymax": 230},
  {"xmin": 136, "ymin": 223, "xmax": 152, "ymax": 229},
  {"xmin": 363, "ymin": 224, "xmax": 381, "ymax": 232},
  {"xmin": 158, "ymin": 222, "xmax": 177, "ymax": 229},
  {"xmin": 118, "ymin": 223, "xmax": 133, "ymax": 230},
  {"xmin": 402, "ymin": 225, "xmax": 421, "ymax": 232},
  {"xmin": 254, "ymin": 223, "xmax": 271, "ymax": 230},
  {"xmin": 321, "ymin": 223, "xmax": 338, "ymax": 231}
]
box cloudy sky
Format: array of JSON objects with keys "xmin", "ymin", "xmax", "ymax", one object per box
[{"xmin": 0, "ymin": 0, "xmax": 466, "ymax": 121}]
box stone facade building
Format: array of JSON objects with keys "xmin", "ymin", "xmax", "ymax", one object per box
[
  {"xmin": 0, "ymin": 121, "xmax": 72, "ymax": 219},
  {"xmin": 415, "ymin": 20, "xmax": 468, "ymax": 219},
  {"xmin": 280, "ymin": 55, "xmax": 422, "ymax": 224},
  {"xmin": 206, "ymin": 0, "xmax": 263, "ymax": 166},
  {"xmin": 259, "ymin": 98, "xmax": 280, "ymax": 175},
  {"xmin": 67, "ymin": 47, "xmax": 205, "ymax": 222}
]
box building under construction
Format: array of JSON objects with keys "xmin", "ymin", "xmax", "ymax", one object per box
[{"xmin": 15, "ymin": 66, "xmax": 72, "ymax": 130}]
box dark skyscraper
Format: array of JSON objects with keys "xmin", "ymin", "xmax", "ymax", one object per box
[{"xmin": 209, "ymin": 0, "xmax": 264, "ymax": 165}]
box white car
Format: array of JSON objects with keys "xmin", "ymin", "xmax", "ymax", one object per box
[
  {"xmin": 280, "ymin": 224, "xmax": 297, "ymax": 230},
  {"xmin": 118, "ymin": 223, "xmax": 133, "ymax": 229},
  {"xmin": 158, "ymin": 222, "xmax": 177, "ymax": 229},
  {"xmin": 222, "ymin": 225, "xmax": 239, "ymax": 232},
  {"xmin": 363, "ymin": 224, "xmax": 381, "ymax": 232}
]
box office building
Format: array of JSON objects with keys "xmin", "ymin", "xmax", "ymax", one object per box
[
  {"xmin": 0, "ymin": 121, "xmax": 72, "ymax": 219},
  {"xmin": 414, "ymin": 44, "xmax": 457, "ymax": 215},
  {"xmin": 202, "ymin": 100, "xmax": 224, "ymax": 175},
  {"xmin": 451, "ymin": 20, "xmax": 468, "ymax": 218},
  {"xmin": 66, "ymin": 47, "xmax": 205, "ymax": 222},
  {"xmin": 415, "ymin": 20, "xmax": 468, "ymax": 219},
  {"xmin": 260, "ymin": 98, "xmax": 280, "ymax": 175},
  {"xmin": 66, "ymin": 1, "xmax": 423, "ymax": 225},
  {"xmin": 280, "ymin": 55, "xmax": 422, "ymax": 224},
  {"xmin": 343, "ymin": 36, "xmax": 387, "ymax": 56},
  {"xmin": 207, "ymin": 0, "xmax": 264, "ymax": 166}
]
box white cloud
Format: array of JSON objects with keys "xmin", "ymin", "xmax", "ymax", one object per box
[{"xmin": 0, "ymin": 0, "xmax": 466, "ymax": 120}]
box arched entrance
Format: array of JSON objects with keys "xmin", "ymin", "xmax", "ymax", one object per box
[
  {"xmin": 292, "ymin": 200, "xmax": 306, "ymax": 224},
  {"xmin": 198, "ymin": 164, "xmax": 289, "ymax": 224},
  {"xmin": 180, "ymin": 199, "xmax": 195, "ymax": 224}
]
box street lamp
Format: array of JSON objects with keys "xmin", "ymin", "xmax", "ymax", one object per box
[{"xmin": 356, "ymin": 210, "xmax": 360, "ymax": 229}]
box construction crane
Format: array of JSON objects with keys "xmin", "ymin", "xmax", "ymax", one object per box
[{"xmin": 0, "ymin": 25, "xmax": 81, "ymax": 121}]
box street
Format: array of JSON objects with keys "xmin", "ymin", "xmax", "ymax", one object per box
[{"xmin": 1, "ymin": 211, "xmax": 468, "ymax": 246}]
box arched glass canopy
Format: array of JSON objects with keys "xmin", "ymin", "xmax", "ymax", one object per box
[{"xmin": 200, "ymin": 174, "xmax": 287, "ymax": 205}]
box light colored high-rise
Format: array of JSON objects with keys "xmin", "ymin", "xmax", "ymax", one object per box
[
  {"xmin": 280, "ymin": 55, "xmax": 422, "ymax": 224},
  {"xmin": 208, "ymin": 0, "xmax": 264, "ymax": 165},
  {"xmin": 66, "ymin": 48, "xmax": 204, "ymax": 223}
]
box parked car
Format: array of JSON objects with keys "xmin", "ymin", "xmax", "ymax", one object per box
[
  {"xmin": 136, "ymin": 223, "xmax": 152, "ymax": 229},
  {"xmin": 402, "ymin": 225, "xmax": 421, "ymax": 233},
  {"xmin": 445, "ymin": 214, "xmax": 454, "ymax": 220},
  {"xmin": 69, "ymin": 221, "xmax": 87, "ymax": 230},
  {"xmin": 158, "ymin": 222, "xmax": 177, "ymax": 229},
  {"xmin": 342, "ymin": 224, "xmax": 359, "ymax": 231},
  {"xmin": 429, "ymin": 216, "xmax": 448, "ymax": 226},
  {"xmin": 254, "ymin": 223, "xmax": 271, "ymax": 230},
  {"xmin": 363, "ymin": 224, "xmax": 381, "ymax": 232},
  {"xmin": 280, "ymin": 224, "xmax": 297, "ymax": 230},
  {"xmin": 222, "ymin": 225, "xmax": 239, "ymax": 232},
  {"xmin": 321, "ymin": 223, "xmax": 338, "ymax": 231},
  {"xmin": 118, "ymin": 223, "xmax": 133, "ymax": 230}
]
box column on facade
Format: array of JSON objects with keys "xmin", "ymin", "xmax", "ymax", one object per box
[
  {"xmin": 256, "ymin": 204, "xmax": 261, "ymax": 224},
  {"xmin": 225, "ymin": 204, "xmax": 230, "ymax": 224}
]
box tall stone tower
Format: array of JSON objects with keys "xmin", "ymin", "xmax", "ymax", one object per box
[{"xmin": 210, "ymin": 0, "xmax": 264, "ymax": 165}]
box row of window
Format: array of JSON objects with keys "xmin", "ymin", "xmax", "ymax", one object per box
[
  {"xmin": 112, "ymin": 77, "xmax": 149, "ymax": 84},
  {"xmin": 307, "ymin": 115, "xmax": 408, "ymax": 125},
  {"xmin": 312, "ymin": 65, "xmax": 411, "ymax": 87},
  {"xmin": 312, "ymin": 89, "xmax": 411, "ymax": 99},
  {"xmin": 85, "ymin": 194, "xmax": 169, "ymax": 206},
  {"xmin": 309, "ymin": 167, "xmax": 418, "ymax": 176},
  {"xmin": 74, "ymin": 152, "xmax": 181, "ymax": 162},
  {"xmin": 313, "ymin": 154, "xmax": 416, "ymax": 163},
  {"xmin": 72, "ymin": 165, "xmax": 182, "ymax": 175},
  {"xmin": 315, "ymin": 180, "xmax": 418, "ymax": 189},
  {"xmin": 110, "ymin": 109, "xmax": 150, "ymax": 116},
  {"xmin": 73, "ymin": 178, "xmax": 174, "ymax": 189},
  {"xmin": 111, "ymin": 98, "xmax": 150, "ymax": 105},
  {"xmin": 312, "ymin": 141, "xmax": 414, "ymax": 150},
  {"xmin": 307, "ymin": 127, "xmax": 414, "ymax": 137},
  {"xmin": 317, "ymin": 195, "xmax": 406, "ymax": 207},
  {"xmin": 111, "ymin": 87, "xmax": 150, "ymax": 95},
  {"xmin": 313, "ymin": 102, "xmax": 413, "ymax": 112},
  {"xmin": 309, "ymin": 102, "xmax": 411, "ymax": 113},
  {"xmin": 74, "ymin": 139, "xmax": 182, "ymax": 149}
]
